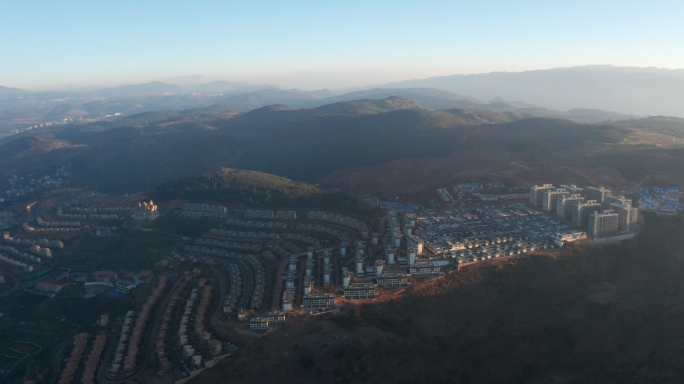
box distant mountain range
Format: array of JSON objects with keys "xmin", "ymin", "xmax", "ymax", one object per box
[
  {"xmin": 1, "ymin": 84, "xmax": 635, "ymax": 132},
  {"xmin": 0, "ymin": 85, "xmax": 31, "ymax": 100},
  {"xmin": 5, "ymin": 65, "xmax": 684, "ymax": 134},
  {"xmin": 369, "ymin": 65, "xmax": 684, "ymax": 117}
]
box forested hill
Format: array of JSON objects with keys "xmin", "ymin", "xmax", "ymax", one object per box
[
  {"xmin": 0, "ymin": 97, "xmax": 633, "ymax": 194},
  {"xmin": 151, "ymin": 168, "xmax": 368, "ymax": 211}
]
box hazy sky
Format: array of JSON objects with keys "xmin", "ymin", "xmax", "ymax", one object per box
[{"xmin": 2, "ymin": 0, "xmax": 684, "ymax": 91}]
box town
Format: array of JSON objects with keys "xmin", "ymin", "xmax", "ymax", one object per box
[{"xmin": 0, "ymin": 181, "xmax": 647, "ymax": 383}]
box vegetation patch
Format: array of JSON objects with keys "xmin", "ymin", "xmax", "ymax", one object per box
[{"xmin": 152, "ymin": 168, "xmax": 370, "ymax": 211}]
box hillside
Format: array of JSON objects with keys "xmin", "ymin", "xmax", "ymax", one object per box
[
  {"xmin": 305, "ymin": 88, "xmax": 486, "ymax": 110},
  {"xmin": 517, "ymin": 107, "xmax": 639, "ymax": 123},
  {"xmin": 152, "ymin": 168, "xmax": 367, "ymax": 211},
  {"xmin": 0, "ymin": 82, "xmax": 643, "ymax": 135},
  {"xmin": 0, "ymin": 85, "xmax": 30, "ymax": 100},
  {"xmin": 310, "ymin": 97, "xmax": 423, "ymax": 116},
  {"xmin": 0, "ymin": 136, "xmax": 77, "ymax": 163},
  {"xmin": 0, "ymin": 98, "xmax": 637, "ymax": 194},
  {"xmin": 1, "ymin": 105, "xmax": 238, "ymax": 142},
  {"xmin": 615, "ymin": 116, "xmax": 684, "ymax": 132},
  {"xmin": 442, "ymin": 108, "xmax": 528, "ymax": 124},
  {"xmin": 192, "ymin": 213, "xmax": 684, "ymax": 383},
  {"xmin": 300, "ymin": 89, "xmax": 635, "ymax": 123}
]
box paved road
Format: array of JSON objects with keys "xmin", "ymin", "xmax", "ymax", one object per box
[
  {"xmin": 210, "ymin": 269, "xmax": 227, "ymax": 328},
  {"xmin": 50, "ymin": 337, "xmax": 71, "ymax": 384},
  {"xmin": 96, "ymin": 328, "xmax": 118, "ymax": 384},
  {"xmin": 238, "ymin": 261, "xmax": 253, "ymax": 310},
  {"xmin": 261, "ymin": 256, "xmax": 274, "ymax": 312},
  {"xmin": 271, "ymin": 251, "xmax": 304, "ymax": 312}
]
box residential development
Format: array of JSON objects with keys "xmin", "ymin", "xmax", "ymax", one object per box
[{"xmin": 529, "ymin": 184, "xmax": 639, "ymax": 239}]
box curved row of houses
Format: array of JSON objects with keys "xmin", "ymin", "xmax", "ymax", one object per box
[
  {"xmin": 110, "ymin": 277, "xmax": 168, "ymax": 375},
  {"xmin": 306, "ymin": 211, "xmax": 371, "ymax": 239}
]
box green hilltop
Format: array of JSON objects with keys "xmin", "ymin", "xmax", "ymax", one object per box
[{"xmin": 151, "ymin": 168, "xmax": 368, "ymax": 211}]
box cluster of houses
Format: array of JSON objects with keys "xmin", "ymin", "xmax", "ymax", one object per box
[
  {"xmin": 206, "ymin": 228, "xmax": 280, "ymax": 241},
  {"xmin": 57, "ymin": 333, "xmax": 107, "ymax": 384},
  {"xmin": 169, "ymin": 251, "xmax": 222, "ymax": 267},
  {"xmin": 281, "ymin": 290, "xmax": 296, "ymax": 311},
  {"xmin": 281, "ymin": 241, "xmax": 302, "ymax": 253},
  {"xmin": 295, "ymin": 222, "xmax": 352, "ymax": 244},
  {"xmin": 194, "ymin": 238, "xmax": 262, "ymax": 253},
  {"xmin": 56, "ymin": 208, "xmax": 120, "ymax": 221},
  {"xmin": 183, "ymin": 204, "xmax": 227, "ymax": 213},
  {"xmin": 179, "ymin": 211, "xmax": 228, "ymax": 219},
  {"xmin": 225, "ymin": 217, "xmax": 288, "ymax": 229},
  {"xmin": 3, "ymin": 232, "xmax": 63, "ymax": 248},
  {"xmin": 264, "ymin": 243, "xmax": 417, "ymax": 314},
  {"xmin": 343, "ymin": 283, "xmax": 378, "ymax": 300},
  {"xmin": 365, "ymin": 192, "xmax": 628, "ymax": 274},
  {"xmin": 182, "ymin": 240, "xmax": 265, "ymax": 310},
  {"xmin": 110, "ymin": 277, "xmax": 168, "ymax": 375},
  {"xmin": 36, "ymin": 216, "xmax": 80, "ymax": 228},
  {"xmin": 244, "ymin": 210, "xmax": 297, "ymax": 220},
  {"xmin": 249, "ymin": 311, "xmax": 286, "ymax": 333},
  {"xmin": 282, "ymin": 232, "xmax": 322, "ymax": 248},
  {"xmin": 176, "ymin": 275, "xmax": 221, "ymax": 368},
  {"xmin": 115, "ymin": 270, "xmax": 153, "ymax": 291},
  {"xmin": 5, "ymin": 243, "xmax": 47, "ymax": 260},
  {"xmin": 0, "ymin": 244, "xmax": 43, "ymax": 271},
  {"xmin": 301, "ymin": 292, "xmax": 336, "ymax": 310},
  {"xmin": 393, "ymin": 204, "xmax": 569, "ymax": 265},
  {"xmin": 55, "ymin": 209, "xmax": 88, "ymax": 220},
  {"xmin": 281, "ymin": 242, "xmax": 302, "ymax": 254},
  {"xmin": 270, "ymin": 244, "xmax": 298, "ymax": 259},
  {"xmin": 4, "ymin": 168, "xmax": 68, "ymax": 198},
  {"xmin": 351, "ymin": 243, "xmax": 423, "ymax": 293},
  {"xmin": 156, "ymin": 274, "xmax": 192, "ymax": 372},
  {"xmin": 306, "ymin": 211, "xmax": 371, "ymax": 239},
  {"xmin": 183, "ymin": 245, "xmax": 255, "ymax": 260},
  {"xmin": 247, "ymin": 254, "xmax": 265, "ymax": 309},
  {"xmin": 30, "ymin": 244, "xmax": 52, "ymax": 257},
  {"xmin": 35, "ymin": 281, "xmax": 63, "ymax": 293},
  {"xmin": 223, "ymin": 263, "xmax": 242, "ymax": 314},
  {"xmin": 276, "ymin": 229, "xmax": 446, "ymax": 313},
  {"xmin": 280, "ymin": 249, "xmax": 341, "ymax": 313},
  {"xmin": 22, "ymin": 221, "xmax": 81, "ymax": 234},
  {"xmin": 67, "ymin": 206, "xmax": 130, "ymax": 213},
  {"xmin": 1, "ymin": 234, "xmax": 59, "ymax": 272},
  {"xmin": 180, "ymin": 203, "xmax": 228, "ymax": 219}
]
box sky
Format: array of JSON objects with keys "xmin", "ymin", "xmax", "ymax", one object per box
[{"xmin": 2, "ymin": 0, "xmax": 684, "ymax": 91}]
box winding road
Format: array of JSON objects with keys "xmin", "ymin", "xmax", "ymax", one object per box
[{"xmin": 51, "ymin": 337, "xmax": 72, "ymax": 384}]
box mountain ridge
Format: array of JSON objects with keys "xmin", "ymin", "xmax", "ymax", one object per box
[
  {"xmin": 369, "ymin": 65, "xmax": 684, "ymax": 116},
  {"xmin": 0, "ymin": 98, "xmax": 626, "ymax": 193}
]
